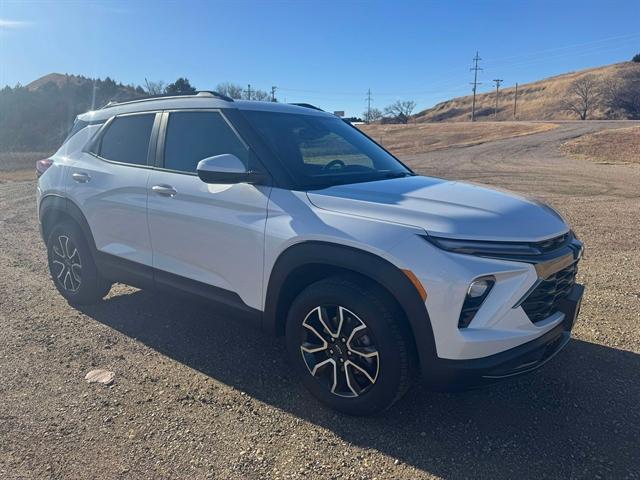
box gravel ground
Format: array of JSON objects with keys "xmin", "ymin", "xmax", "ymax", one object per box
[{"xmin": 1, "ymin": 121, "xmax": 639, "ymax": 479}]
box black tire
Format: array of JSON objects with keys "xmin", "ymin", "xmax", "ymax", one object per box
[
  {"xmin": 285, "ymin": 275, "xmax": 416, "ymax": 416},
  {"xmin": 46, "ymin": 221, "xmax": 112, "ymax": 305}
]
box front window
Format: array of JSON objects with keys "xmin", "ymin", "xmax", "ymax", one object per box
[
  {"xmin": 242, "ymin": 110, "xmax": 413, "ymax": 189},
  {"xmin": 163, "ymin": 111, "xmax": 249, "ymax": 173}
]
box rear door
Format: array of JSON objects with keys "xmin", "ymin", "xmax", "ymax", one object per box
[
  {"xmin": 66, "ymin": 112, "xmax": 159, "ymax": 268},
  {"xmin": 147, "ymin": 110, "xmax": 270, "ymax": 311}
]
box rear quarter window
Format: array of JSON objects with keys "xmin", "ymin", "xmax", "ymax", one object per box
[{"xmin": 62, "ymin": 119, "xmax": 104, "ymax": 145}]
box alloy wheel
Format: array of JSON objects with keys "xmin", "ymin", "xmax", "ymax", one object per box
[
  {"xmin": 300, "ymin": 305, "xmax": 380, "ymax": 398},
  {"xmin": 51, "ymin": 235, "xmax": 82, "ymax": 292}
]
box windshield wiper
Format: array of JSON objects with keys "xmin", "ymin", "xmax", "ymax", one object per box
[{"xmin": 381, "ymin": 171, "xmax": 414, "ymax": 179}]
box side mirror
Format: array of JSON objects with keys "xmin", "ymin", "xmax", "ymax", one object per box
[{"xmin": 196, "ymin": 154, "xmax": 267, "ymax": 185}]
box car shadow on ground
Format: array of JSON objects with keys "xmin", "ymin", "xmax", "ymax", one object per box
[{"xmin": 80, "ymin": 288, "xmax": 640, "ymax": 479}]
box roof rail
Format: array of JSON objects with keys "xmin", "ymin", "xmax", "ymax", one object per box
[
  {"xmin": 99, "ymin": 91, "xmax": 233, "ymax": 110},
  {"xmin": 289, "ymin": 103, "xmax": 324, "ymax": 112},
  {"xmin": 195, "ymin": 90, "xmax": 234, "ymax": 102}
]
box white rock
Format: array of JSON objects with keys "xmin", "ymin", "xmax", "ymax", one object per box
[{"xmin": 85, "ymin": 369, "xmax": 115, "ymax": 385}]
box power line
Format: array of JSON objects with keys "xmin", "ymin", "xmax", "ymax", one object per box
[
  {"xmin": 366, "ymin": 88, "xmax": 372, "ymax": 123},
  {"xmin": 514, "ymin": 82, "xmax": 518, "ymax": 119},
  {"xmin": 271, "ymin": 86, "xmax": 277, "ymax": 102},
  {"xmin": 492, "ymin": 79, "xmax": 503, "ymax": 119},
  {"xmin": 470, "ymin": 51, "xmax": 483, "ymax": 122},
  {"xmin": 485, "ymin": 41, "xmax": 638, "ymax": 73},
  {"xmin": 486, "ymin": 31, "xmax": 640, "ymax": 65}
]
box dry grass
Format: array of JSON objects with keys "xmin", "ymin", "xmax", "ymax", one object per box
[
  {"xmin": 359, "ymin": 121, "xmax": 557, "ymax": 156},
  {"xmin": 0, "ymin": 151, "xmax": 50, "ymax": 171},
  {"xmin": 414, "ymin": 62, "xmax": 640, "ymax": 122},
  {"xmin": 0, "ymin": 152, "xmax": 50, "ymax": 183},
  {"xmin": 561, "ymin": 126, "xmax": 640, "ymax": 164}
]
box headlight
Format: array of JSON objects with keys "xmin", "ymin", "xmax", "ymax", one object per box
[{"xmin": 422, "ymin": 235, "xmax": 541, "ymax": 257}]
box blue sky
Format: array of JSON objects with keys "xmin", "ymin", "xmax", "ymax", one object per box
[{"xmin": 1, "ymin": 0, "xmax": 639, "ymax": 116}]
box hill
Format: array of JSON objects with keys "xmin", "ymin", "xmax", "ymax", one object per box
[
  {"xmin": 0, "ymin": 75, "xmax": 145, "ymax": 152},
  {"xmin": 26, "ymin": 73, "xmax": 88, "ymax": 91},
  {"xmin": 414, "ymin": 62, "xmax": 640, "ymax": 122}
]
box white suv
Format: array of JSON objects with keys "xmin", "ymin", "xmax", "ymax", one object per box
[{"xmin": 37, "ymin": 92, "xmax": 584, "ymax": 415}]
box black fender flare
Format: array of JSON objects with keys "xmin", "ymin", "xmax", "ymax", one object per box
[
  {"xmin": 39, "ymin": 195, "xmax": 97, "ymax": 252},
  {"xmin": 263, "ymin": 241, "xmax": 438, "ymax": 375}
]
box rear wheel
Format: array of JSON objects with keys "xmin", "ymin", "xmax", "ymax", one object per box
[
  {"xmin": 286, "ymin": 275, "xmax": 416, "ymax": 415},
  {"xmin": 46, "ymin": 221, "xmax": 111, "ymax": 305}
]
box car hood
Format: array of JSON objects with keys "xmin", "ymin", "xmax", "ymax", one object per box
[{"xmin": 306, "ymin": 175, "xmax": 568, "ymax": 242}]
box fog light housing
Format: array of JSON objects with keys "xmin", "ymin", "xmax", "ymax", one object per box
[
  {"xmin": 459, "ymin": 276, "xmax": 495, "ymax": 328},
  {"xmin": 468, "ymin": 279, "xmax": 491, "ymax": 298}
]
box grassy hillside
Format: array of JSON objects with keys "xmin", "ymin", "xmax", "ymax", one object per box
[
  {"xmin": 414, "ymin": 62, "xmax": 640, "ymax": 122},
  {"xmin": 0, "ymin": 75, "xmax": 145, "ymax": 151},
  {"xmin": 561, "ymin": 126, "xmax": 640, "ymax": 164}
]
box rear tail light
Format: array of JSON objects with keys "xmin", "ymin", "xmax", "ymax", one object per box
[{"xmin": 36, "ymin": 158, "xmax": 53, "ymax": 178}]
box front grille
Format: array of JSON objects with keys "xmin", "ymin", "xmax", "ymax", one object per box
[
  {"xmin": 522, "ymin": 262, "xmax": 578, "ymax": 323},
  {"xmin": 536, "ymin": 232, "xmax": 571, "ymax": 253}
]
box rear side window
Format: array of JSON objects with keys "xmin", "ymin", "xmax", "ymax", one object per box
[
  {"xmin": 98, "ymin": 114, "xmax": 155, "ymax": 165},
  {"xmin": 163, "ymin": 111, "xmax": 248, "ymax": 173}
]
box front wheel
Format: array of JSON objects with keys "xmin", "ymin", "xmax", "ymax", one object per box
[{"xmin": 285, "ymin": 275, "xmax": 416, "ymax": 415}]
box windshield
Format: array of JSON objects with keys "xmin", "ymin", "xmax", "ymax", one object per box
[{"xmin": 242, "ymin": 110, "xmax": 413, "ymax": 189}]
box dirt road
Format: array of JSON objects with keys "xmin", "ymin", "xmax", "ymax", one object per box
[{"xmin": 1, "ymin": 121, "xmax": 639, "ymax": 479}]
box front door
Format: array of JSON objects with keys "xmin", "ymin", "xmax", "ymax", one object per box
[{"xmin": 147, "ymin": 110, "xmax": 270, "ymax": 311}]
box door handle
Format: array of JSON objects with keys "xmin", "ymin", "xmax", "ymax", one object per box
[
  {"xmin": 71, "ymin": 172, "xmax": 91, "ymax": 183},
  {"xmin": 151, "ymin": 184, "xmax": 177, "ymax": 197}
]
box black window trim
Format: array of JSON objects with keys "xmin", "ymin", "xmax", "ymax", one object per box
[
  {"xmin": 84, "ymin": 111, "xmax": 161, "ymax": 169},
  {"xmin": 155, "ymin": 108, "xmax": 264, "ymax": 177},
  {"xmin": 83, "ymin": 107, "xmax": 274, "ymax": 183}
]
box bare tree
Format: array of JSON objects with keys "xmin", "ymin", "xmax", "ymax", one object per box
[
  {"xmin": 601, "ymin": 69, "xmax": 640, "ymax": 119},
  {"xmin": 251, "ymin": 89, "xmax": 271, "ymax": 101},
  {"xmin": 144, "ymin": 79, "xmax": 165, "ymax": 96},
  {"xmin": 363, "ymin": 108, "xmax": 383, "ymax": 123},
  {"xmin": 216, "ymin": 82, "xmax": 243, "ymax": 99},
  {"xmin": 562, "ymin": 75, "xmax": 600, "ymax": 120},
  {"xmin": 384, "ymin": 100, "xmax": 417, "ymax": 122}
]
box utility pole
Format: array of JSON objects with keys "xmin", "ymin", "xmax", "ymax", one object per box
[
  {"xmin": 470, "ymin": 51, "xmax": 483, "ymax": 122},
  {"xmin": 245, "ymin": 84, "xmax": 252, "ymax": 101},
  {"xmin": 270, "ymin": 86, "xmax": 277, "ymax": 102},
  {"xmin": 366, "ymin": 88, "xmax": 372, "ymax": 123},
  {"xmin": 513, "ymin": 82, "xmax": 518, "ymax": 119},
  {"xmin": 492, "ymin": 79, "xmax": 503, "ymax": 119}
]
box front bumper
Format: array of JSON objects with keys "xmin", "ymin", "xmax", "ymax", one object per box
[{"xmin": 424, "ymin": 283, "xmax": 584, "ymax": 390}]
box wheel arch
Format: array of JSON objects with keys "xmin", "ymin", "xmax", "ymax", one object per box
[
  {"xmin": 263, "ymin": 241, "xmax": 437, "ymax": 374},
  {"xmin": 39, "ymin": 195, "xmax": 97, "ymax": 253}
]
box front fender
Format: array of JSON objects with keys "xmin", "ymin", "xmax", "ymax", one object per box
[{"xmin": 263, "ymin": 241, "xmax": 438, "ymax": 376}]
